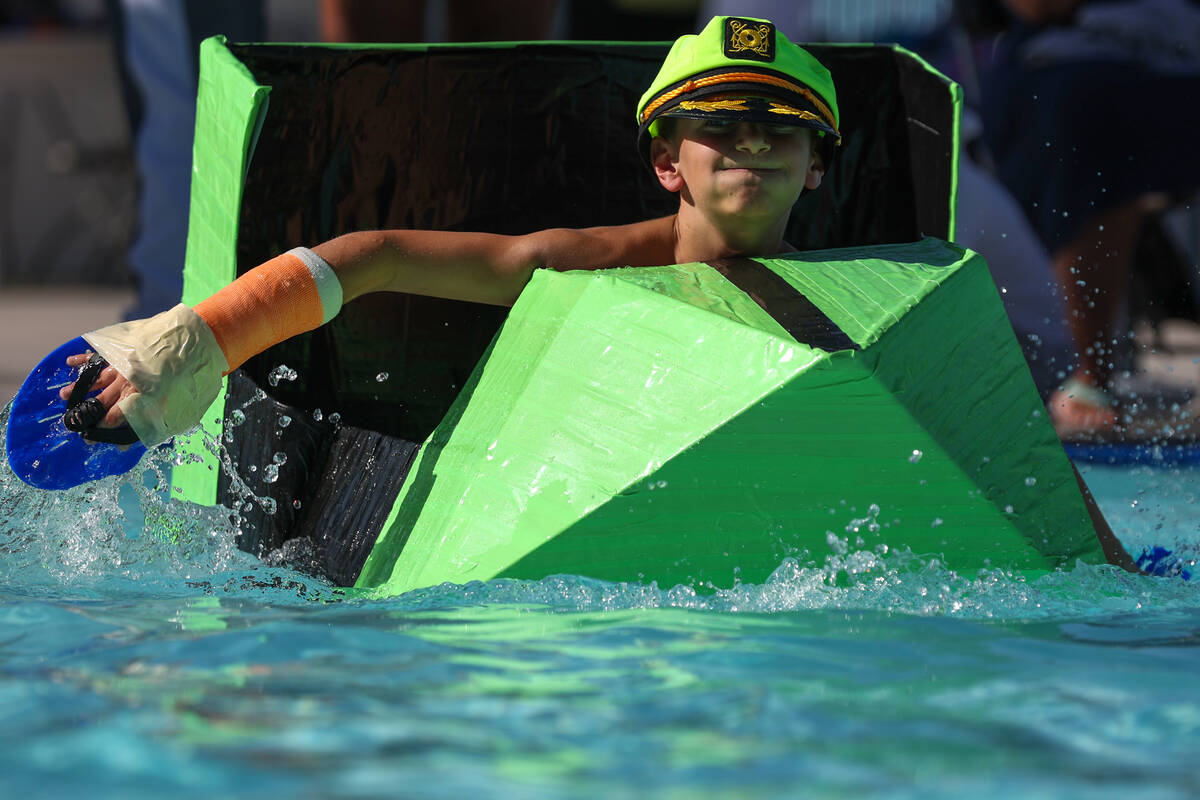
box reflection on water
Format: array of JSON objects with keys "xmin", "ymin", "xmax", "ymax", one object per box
[{"xmin": 2, "ymin": 402, "xmax": 1200, "ymax": 799}]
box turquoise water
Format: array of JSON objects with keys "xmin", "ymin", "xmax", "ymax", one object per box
[{"xmin": 2, "ymin": 405, "xmax": 1199, "ymax": 799}]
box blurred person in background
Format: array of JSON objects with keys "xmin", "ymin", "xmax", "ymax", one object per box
[
  {"xmin": 981, "ymin": 0, "xmax": 1200, "ymax": 437},
  {"xmin": 105, "ymin": 0, "xmax": 264, "ymax": 320}
]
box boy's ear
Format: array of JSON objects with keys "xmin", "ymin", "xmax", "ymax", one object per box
[
  {"xmin": 805, "ymin": 147, "xmax": 826, "ymax": 191},
  {"xmin": 651, "ymin": 136, "xmax": 684, "ymax": 193}
]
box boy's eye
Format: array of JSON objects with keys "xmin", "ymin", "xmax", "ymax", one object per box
[
  {"xmin": 700, "ymin": 120, "xmax": 735, "ymax": 133},
  {"xmin": 766, "ymin": 125, "xmax": 798, "ymax": 136}
]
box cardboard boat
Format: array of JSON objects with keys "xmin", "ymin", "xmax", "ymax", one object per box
[{"xmin": 170, "ymin": 37, "xmax": 1103, "ymax": 591}]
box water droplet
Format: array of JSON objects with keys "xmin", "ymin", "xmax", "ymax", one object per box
[
  {"xmin": 909, "ymin": 449, "xmax": 923, "ymax": 464},
  {"xmin": 328, "ymin": 412, "xmax": 341, "ymax": 425},
  {"xmin": 278, "ymin": 415, "xmax": 292, "ymax": 428},
  {"xmin": 260, "ymin": 497, "xmax": 277, "ymax": 515},
  {"xmin": 376, "ymin": 371, "xmax": 389, "ymax": 382},
  {"xmin": 273, "ymin": 452, "xmax": 287, "ymax": 465},
  {"xmin": 931, "ymin": 517, "xmax": 943, "ymax": 528},
  {"xmin": 1025, "ymin": 476, "xmax": 1037, "ymax": 487},
  {"xmin": 229, "ymin": 409, "xmax": 246, "ymax": 426},
  {"xmin": 263, "ymin": 464, "xmax": 280, "ymax": 484},
  {"xmin": 267, "ymin": 365, "xmax": 299, "ymax": 387},
  {"xmin": 293, "ymin": 499, "xmax": 303, "ymax": 510},
  {"xmin": 311, "ymin": 408, "xmax": 323, "ymax": 421}
]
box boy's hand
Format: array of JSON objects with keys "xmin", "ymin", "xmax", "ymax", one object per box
[{"xmin": 58, "ymin": 352, "xmax": 137, "ymax": 430}]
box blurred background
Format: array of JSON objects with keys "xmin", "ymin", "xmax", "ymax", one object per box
[
  {"xmin": 0, "ymin": 0, "xmax": 971, "ymax": 293},
  {"xmin": 1, "ymin": 0, "xmax": 1197, "ymax": 414}
]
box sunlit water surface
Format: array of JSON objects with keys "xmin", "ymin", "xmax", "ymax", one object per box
[{"xmin": 2, "ymin": 404, "xmax": 1198, "ymax": 799}]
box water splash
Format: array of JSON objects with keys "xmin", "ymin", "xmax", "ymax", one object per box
[
  {"xmin": 0, "ymin": 400, "xmax": 310, "ymax": 598},
  {"xmin": 3, "ymin": 401, "xmax": 1196, "ymax": 617},
  {"xmin": 385, "ymin": 543, "xmax": 1194, "ymax": 622}
]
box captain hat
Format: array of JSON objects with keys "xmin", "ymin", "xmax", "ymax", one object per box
[{"xmin": 636, "ymin": 16, "xmax": 841, "ymax": 163}]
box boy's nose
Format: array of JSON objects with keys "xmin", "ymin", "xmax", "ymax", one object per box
[{"xmin": 733, "ymin": 123, "xmax": 770, "ymax": 154}]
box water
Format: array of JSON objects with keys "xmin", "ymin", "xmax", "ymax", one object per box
[{"xmin": 2, "ymin": 408, "xmax": 1199, "ymax": 798}]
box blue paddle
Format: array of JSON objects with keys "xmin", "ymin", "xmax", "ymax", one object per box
[{"xmin": 5, "ymin": 336, "xmax": 148, "ymax": 490}]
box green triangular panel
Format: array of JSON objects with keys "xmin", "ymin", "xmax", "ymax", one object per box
[
  {"xmin": 502, "ymin": 255, "xmax": 1098, "ymax": 585},
  {"xmin": 357, "ymin": 240, "xmax": 1101, "ymax": 595}
]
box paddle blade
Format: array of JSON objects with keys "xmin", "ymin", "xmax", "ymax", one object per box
[{"xmin": 5, "ymin": 337, "xmax": 147, "ymax": 490}]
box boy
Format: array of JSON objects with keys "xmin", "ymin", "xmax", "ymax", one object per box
[{"xmin": 64, "ymin": 15, "xmax": 839, "ymax": 446}]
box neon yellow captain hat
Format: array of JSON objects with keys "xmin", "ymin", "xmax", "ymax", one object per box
[{"xmin": 636, "ymin": 16, "xmax": 841, "ymax": 162}]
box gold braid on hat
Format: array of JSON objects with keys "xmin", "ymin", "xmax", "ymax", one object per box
[{"xmin": 640, "ymin": 71, "xmax": 838, "ymax": 136}]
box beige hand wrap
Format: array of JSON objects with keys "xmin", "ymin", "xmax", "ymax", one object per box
[
  {"xmin": 82, "ymin": 247, "xmax": 343, "ymax": 447},
  {"xmin": 83, "ymin": 304, "xmax": 227, "ymax": 447}
]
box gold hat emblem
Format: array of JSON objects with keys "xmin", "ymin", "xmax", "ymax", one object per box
[
  {"xmin": 727, "ymin": 20, "xmax": 773, "ymax": 59},
  {"xmin": 678, "ymin": 99, "xmax": 750, "ymax": 113}
]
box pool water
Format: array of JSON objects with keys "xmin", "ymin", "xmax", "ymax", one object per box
[{"xmin": 2, "ymin": 404, "xmax": 1199, "ymax": 799}]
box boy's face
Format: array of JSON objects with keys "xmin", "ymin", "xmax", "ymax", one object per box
[{"xmin": 651, "ymin": 117, "xmax": 825, "ymax": 227}]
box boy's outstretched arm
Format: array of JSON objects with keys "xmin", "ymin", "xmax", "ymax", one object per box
[
  {"xmin": 311, "ymin": 229, "xmax": 545, "ymax": 307},
  {"xmin": 314, "ymin": 219, "xmax": 676, "ymax": 304},
  {"xmin": 61, "ymin": 218, "xmax": 676, "ymax": 443}
]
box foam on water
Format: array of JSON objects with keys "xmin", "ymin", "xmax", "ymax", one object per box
[{"xmin": 2, "ymin": 393, "xmax": 1194, "ymax": 619}]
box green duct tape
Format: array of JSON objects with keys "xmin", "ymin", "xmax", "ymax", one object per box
[
  {"xmin": 767, "ymin": 238, "xmax": 966, "ymax": 348},
  {"xmin": 171, "ymin": 37, "xmax": 271, "ymax": 505},
  {"xmin": 358, "ymin": 240, "xmax": 1100, "ymax": 596}
]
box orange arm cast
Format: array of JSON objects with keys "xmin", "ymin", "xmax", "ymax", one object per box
[{"xmin": 193, "ymin": 250, "xmax": 330, "ymax": 373}]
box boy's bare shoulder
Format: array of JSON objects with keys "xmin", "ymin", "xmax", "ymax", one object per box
[{"xmin": 526, "ymin": 215, "xmax": 677, "ymax": 271}]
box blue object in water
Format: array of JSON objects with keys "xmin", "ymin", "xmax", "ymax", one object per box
[
  {"xmin": 1136, "ymin": 545, "xmax": 1193, "ymax": 580},
  {"xmin": 1065, "ymin": 441, "xmax": 1200, "ymax": 467},
  {"xmin": 5, "ymin": 336, "xmax": 146, "ymax": 490}
]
